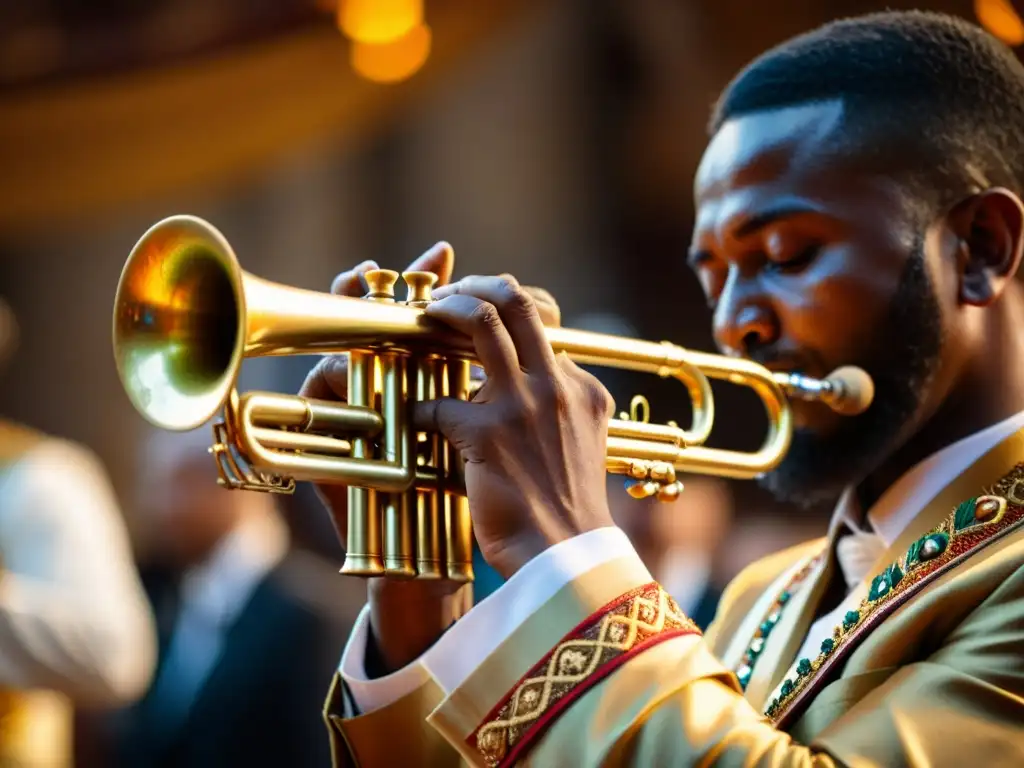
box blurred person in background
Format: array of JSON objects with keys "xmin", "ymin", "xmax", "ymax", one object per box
[
  {"xmin": 0, "ymin": 297, "xmax": 156, "ymax": 767},
  {"xmin": 109, "ymin": 427, "xmax": 360, "ymax": 768},
  {"xmin": 607, "ymin": 475, "xmax": 731, "ymax": 630}
]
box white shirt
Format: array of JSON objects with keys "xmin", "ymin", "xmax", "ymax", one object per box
[
  {"xmin": 340, "ymin": 409, "xmax": 1024, "ymax": 714},
  {"xmin": 0, "ymin": 437, "xmax": 159, "ymax": 766},
  {"xmin": 0, "ymin": 438, "xmax": 157, "ymax": 702}
]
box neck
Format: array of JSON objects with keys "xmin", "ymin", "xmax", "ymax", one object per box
[{"xmin": 857, "ymin": 308, "xmax": 1024, "ymax": 511}]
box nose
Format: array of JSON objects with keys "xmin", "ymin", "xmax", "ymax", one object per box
[{"xmin": 712, "ymin": 271, "xmax": 779, "ymax": 356}]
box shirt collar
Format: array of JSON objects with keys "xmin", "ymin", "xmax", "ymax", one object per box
[
  {"xmin": 836, "ymin": 409, "xmax": 1024, "ymax": 547},
  {"xmin": 181, "ymin": 506, "xmax": 290, "ymax": 626}
]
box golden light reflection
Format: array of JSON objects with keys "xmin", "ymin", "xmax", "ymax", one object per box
[
  {"xmin": 338, "ymin": 0, "xmax": 423, "ymax": 45},
  {"xmin": 976, "ymin": 0, "xmax": 1024, "ymax": 46},
  {"xmin": 350, "ymin": 23, "xmax": 431, "ymax": 84}
]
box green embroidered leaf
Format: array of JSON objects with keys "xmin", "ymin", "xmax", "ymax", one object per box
[
  {"xmin": 796, "ymin": 658, "xmax": 812, "ymax": 677},
  {"xmin": 890, "ymin": 562, "xmax": 905, "ymax": 588},
  {"xmin": 842, "ymin": 610, "xmax": 860, "ymax": 631},
  {"xmin": 906, "ymin": 536, "xmax": 924, "ymax": 566},
  {"xmin": 869, "ymin": 563, "xmax": 905, "ymax": 601},
  {"xmin": 954, "ymin": 498, "xmax": 977, "ymax": 531}
]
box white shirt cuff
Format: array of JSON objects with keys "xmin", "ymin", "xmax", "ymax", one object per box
[
  {"xmin": 338, "ymin": 526, "xmax": 643, "ymax": 715},
  {"xmin": 338, "ymin": 603, "xmax": 433, "ymax": 714}
]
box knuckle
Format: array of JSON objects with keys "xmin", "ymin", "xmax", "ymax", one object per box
[
  {"xmin": 533, "ymin": 375, "xmax": 570, "ymax": 411},
  {"xmin": 497, "ymin": 280, "xmax": 536, "ymax": 317},
  {"xmin": 496, "ymin": 273, "xmax": 521, "ymax": 289},
  {"xmin": 579, "ymin": 375, "xmax": 614, "ymax": 418},
  {"xmin": 469, "ymin": 300, "xmax": 502, "ymax": 331}
]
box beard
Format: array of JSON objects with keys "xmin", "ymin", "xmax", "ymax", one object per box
[{"xmin": 757, "ymin": 242, "xmax": 944, "ymax": 508}]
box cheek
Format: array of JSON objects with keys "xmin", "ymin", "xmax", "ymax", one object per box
[{"xmin": 770, "ymin": 244, "xmax": 905, "ymax": 365}]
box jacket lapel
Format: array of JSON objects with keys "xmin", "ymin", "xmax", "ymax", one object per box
[
  {"xmin": 768, "ymin": 426, "xmax": 1024, "ymax": 728},
  {"xmin": 741, "ymin": 547, "xmax": 831, "ymax": 710}
]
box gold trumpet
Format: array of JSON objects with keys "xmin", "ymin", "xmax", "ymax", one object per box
[{"xmin": 112, "ymin": 215, "xmax": 874, "ymax": 583}]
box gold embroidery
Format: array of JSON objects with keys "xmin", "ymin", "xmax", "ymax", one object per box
[{"xmin": 469, "ymin": 583, "xmax": 698, "ymax": 767}]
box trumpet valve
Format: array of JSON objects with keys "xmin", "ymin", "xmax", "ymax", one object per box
[
  {"xmin": 364, "ymin": 269, "xmax": 400, "ymax": 301},
  {"xmin": 403, "ymin": 271, "xmax": 439, "ymax": 307}
]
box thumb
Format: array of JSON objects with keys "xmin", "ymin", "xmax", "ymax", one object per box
[{"xmin": 412, "ymin": 396, "xmax": 475, "ymax": 439}]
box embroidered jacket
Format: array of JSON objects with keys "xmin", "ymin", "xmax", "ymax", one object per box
[{"xmin": 322, "ymin": 429, "xmax": 1024, "ymax": 767}]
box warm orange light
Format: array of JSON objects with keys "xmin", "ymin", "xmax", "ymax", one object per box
[
  {"xmin": 351, "ymin": 23, "xmax": 431, "ymax": 84},
  {"xmin": 338, "ymin": 0, "xmax": 423, "ymax": 45},
  {"xmin": 976, "ymin": 0, "xmax": 1024, "ymax": 46}
]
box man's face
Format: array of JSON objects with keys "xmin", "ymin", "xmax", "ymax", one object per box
[{"xmin": 690, "ymin": 101, "xmax": 946, "ymax": 506}]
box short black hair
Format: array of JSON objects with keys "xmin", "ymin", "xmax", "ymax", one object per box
[{"xmin": 711, "ymin": 11, "xmax": 1024, "ymax": 216}]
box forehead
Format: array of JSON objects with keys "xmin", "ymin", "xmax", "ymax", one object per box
[
  {"xmin": 694, "ymin": 101, "xmax": 859, "ymax": 226},
  {"xmin": 697, "ymin": 100, "xmax": 845, "ymax": 194}
]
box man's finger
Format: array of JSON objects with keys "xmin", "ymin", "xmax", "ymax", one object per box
[
  {"xmin": 433, "ymin": 276, "xmax": 556, "ymax": 374},
  {"xmin": 405, "ymin": 242, "xmax": 455, "ymax": 287},
  {"xmin": 299, "ymin": 356, "xmax": 349, "ymax": 401},
  {"xmin": 330, "ymin": 260, "xmax": 380, "ymax": 296},
  {"xmin": 424, "ymin": 293, "xmax": 520, "ymax": 388},
  {"xmin": 412, "ymin": 396, "xmax": 475, "ymax": 437}
]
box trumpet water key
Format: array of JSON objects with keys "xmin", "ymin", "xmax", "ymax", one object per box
[{"xmin": 112, "ymin": 215, "xmax": 874, "ymax": 583}]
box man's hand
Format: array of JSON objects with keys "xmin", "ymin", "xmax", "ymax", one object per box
[
  {"xmin": 299, "ymin": 249, "xmax": 565, "ymax": 674},
  {"xmin": 415, "ymin": 274, "xmax": 615, "ymax": 580}
]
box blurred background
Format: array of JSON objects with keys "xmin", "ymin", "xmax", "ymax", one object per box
[{"xmin": 1, "ymin": 0, "xmax": 1021, "ymax": 765}]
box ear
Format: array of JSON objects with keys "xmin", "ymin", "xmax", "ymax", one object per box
[{"xmin": 946, "ymin": 187, "xmax": 1024, "ymax": 307}]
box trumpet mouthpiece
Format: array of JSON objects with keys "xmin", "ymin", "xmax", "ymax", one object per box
[{"xmin": 824, "ymin": 366, "xmax": 875, "ymax": 416}]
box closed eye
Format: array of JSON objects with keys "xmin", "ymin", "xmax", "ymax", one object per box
[{"xmin": 766, "ymin": 244, "xmax": 820, "ymax": 274}]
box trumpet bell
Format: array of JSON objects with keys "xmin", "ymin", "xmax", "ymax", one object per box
[{"xmin": 112, "ymin": 215, "xmax": 246, "ymax": 432}]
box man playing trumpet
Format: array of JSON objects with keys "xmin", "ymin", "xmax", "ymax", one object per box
[{"xmin": 308, "ymin": 11, "xmax": 1024, "ymax": 766}]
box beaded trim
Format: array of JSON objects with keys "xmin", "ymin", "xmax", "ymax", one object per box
[
  {"xmin": 765, "ymin": 464, "xmax": 1024, "ymax": 729},
  {"xmin": 733, "ymin": 551, "xmax": 825, "ymax": 691},
  {"xmin": 468, "ymin": 582, "xmax": 699, "ymax": 768}
]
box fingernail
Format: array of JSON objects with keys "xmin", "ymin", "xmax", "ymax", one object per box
[{"xmin": 356, "ymin": 260, "xmax": 380, "ymax": 272}]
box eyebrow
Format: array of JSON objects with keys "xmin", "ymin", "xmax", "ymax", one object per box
[{"xmin": 687, "ymin": 202, "xmax": 821, "ymax": 267}]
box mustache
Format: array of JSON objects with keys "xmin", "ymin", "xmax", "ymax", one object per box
[{"xmin": 743, "ymin": 345, "xmax": 814, "ymax": 374}]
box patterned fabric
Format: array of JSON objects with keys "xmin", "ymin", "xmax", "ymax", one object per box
[
  {"xmin": 467, "ymin": 582, "xmax": 699, "ymax": 768},
  {"xmin": 766, "ymin": 464, "xmax": 1024, "ymax": 728},
  {"xmin": 733, "ymin": 552, "xmax": 824, "ymax": 691}
]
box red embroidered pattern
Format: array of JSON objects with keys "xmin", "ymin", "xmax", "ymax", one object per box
[{"xmin": 467, "ymin": 582, "xmax": 699, "ymax": 768}]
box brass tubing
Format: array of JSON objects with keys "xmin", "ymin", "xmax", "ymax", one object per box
[
  {"xmin": 607, "ymin": 418, "xmax": 687, "ymax": 446},
  {"xmin": 235, "ymin": 392, "xmax": 415, "ymax": 490},
  {"xmin": 415, "ymin": 357, "xmax": 445, "ymax": 579},
  {"xmin": 339, "ymin": 352, "xmax": 384, "ymax": 576},
  {"xmin": 248, "ymin": 427, "xmax": 352, "ymax": 455},
  {"xmin": 382, "ymin": 353, "xmax": 416, "ymax": 577},
  {"xmin": 444, "ymin": 358, "xmax": 475, "ymax": 583},
  {"xmin": 241, "ymin": 391, "xmax": 384, "ymax": 435}
]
